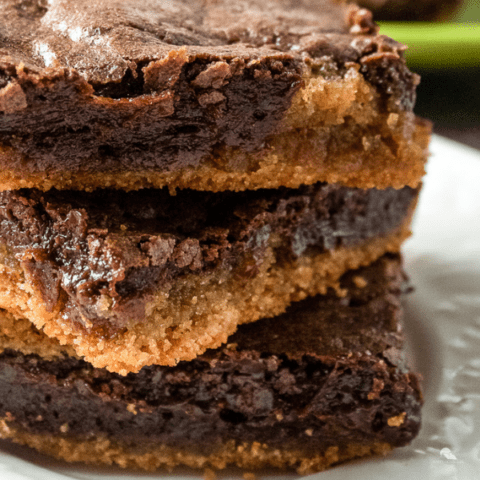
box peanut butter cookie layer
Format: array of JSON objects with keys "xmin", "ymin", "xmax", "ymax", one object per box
[
  {"xmin": 0, "ymin": 255, "xmax": 423, "ymax": 473},
  {"xmin": 0, "ymin": 184, "xmax": 418, "ymax": 373},
  {"xmin": 0, "ymin": 426, "xmax": 394, "ymax": 475},
  {"xmin": 0, "ymin": 0, "xmax": 427, "ymax": 192}
]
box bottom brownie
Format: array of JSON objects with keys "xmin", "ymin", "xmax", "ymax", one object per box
[{"xmin": 0, "ymin": 255, "xmax": 422, "ymax": 474}]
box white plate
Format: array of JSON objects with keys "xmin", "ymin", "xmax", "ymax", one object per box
[{"xmin": 1, "ymin": 135, "xmax": 480, "ymax": 480}]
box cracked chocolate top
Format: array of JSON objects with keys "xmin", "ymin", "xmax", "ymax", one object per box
[
  {"xmin": 0, "ymin": 255, "xmax": 423, "ymax": 453},
  {"xmin": 0, "ymin": 184, "xmax": 417, "ymax": 331},
  {"xmin": 0, "ymin": 0, "xmax": 418, "ymax": 178}
]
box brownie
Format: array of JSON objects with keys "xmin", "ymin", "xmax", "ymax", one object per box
[
  {"xmin": 0, "ymin": 184, "xmax": 417, "ymax": 328},
  {"xmin": 0, "ymin": 254, "xmax": 423, "ymax": 474},
  {"xmin": 357, "ymin": 0, "xmax": 463, "ymax": 21},
  {"xmin": 0, "ymin": 183, "xmax": 419, "ymax": 373},
  {"xmin": 0, "ymin": 0, "xmax": 430, "ymax": 192}
]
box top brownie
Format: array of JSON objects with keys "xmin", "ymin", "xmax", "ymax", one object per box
[{"xmin": 0, "ymin": 0, "xmax": 428, "ymax": 192}]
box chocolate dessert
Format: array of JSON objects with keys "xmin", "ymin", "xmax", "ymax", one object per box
[
  {"xmin": 0, "ymin": 0, "xmax": 430, "ymax": 192},
  {"xmin": 0, "ymin": 255, "xmax": 423, "ymax": 473},
  {"xmin": 0, "ymin": 1, "xmax": 428, "ymax": 473},
  {"xmin": 0, "ymin": 183, "xmax": 418, "ymax": 374}
]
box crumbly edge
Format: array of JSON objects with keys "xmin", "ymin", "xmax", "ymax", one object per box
[
  {"xmin": 0, "ymin": 309, "xmax": 78, "ymax": 360},
  {"xmin": 0, "ymin": 418, "xmax": 394, "ymax": 474},
  {"xmin": 0, "ymin": 211, "xmax": 414, "ymax": 374},
  {"xmin": 0, "ymin": 68, "xmax": 430, "ymax": 193}
]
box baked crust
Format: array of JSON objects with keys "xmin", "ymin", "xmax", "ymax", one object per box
[{"xmin": 0, "ymin": 422, "xmax": 394, "ymax": 475}]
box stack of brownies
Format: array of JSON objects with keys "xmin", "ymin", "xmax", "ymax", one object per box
[{"xmin": 0, "ymin": 0, "xmax": 429, "ymax": 474}]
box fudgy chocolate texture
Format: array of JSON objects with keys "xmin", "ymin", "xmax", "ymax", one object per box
[
  {"xmin": 357, "ymin": 0, "xmax": 463, "ymax": 21},
  {"xmin": 0, "ymin": 255, "xmax": 422, "ymax": 464},
  {"xmin": 0, "ymin": 0, "xmax": 418, "ymax": 182},
  {"xmin": 0, "ymin": 184, "xmax": 418, "ymax": 333}
]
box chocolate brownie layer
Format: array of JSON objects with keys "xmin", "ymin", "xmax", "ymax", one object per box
[
  {"xmin": 0, "ymin": 255, "xmax": 423, "ymax": 473},
  {"xmin": 0, "ymin": 184, "xmax": 418, "ymax": 373},
  {"xmin": 357, "ymin": 0, "xmax": 463, "ymax": 21},
  {"xmin": 0, "ymin": 0, "xmax": 428, "ymax": 192}
]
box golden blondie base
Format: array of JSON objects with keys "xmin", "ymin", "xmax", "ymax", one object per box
[{"xmin": 0, "ymin": 419, "xmax": 393, "ymax": 475}]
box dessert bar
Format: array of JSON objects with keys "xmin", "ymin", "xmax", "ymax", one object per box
[
  {"xmin": 0, "ymin": 0, "xmax": 429, "ymax": 192},
  {"xmin": 0, "ymin": 255, "xmax": 423, "ymax": 473},
  {"xmin": 0, "ymin": 2, "xmax": 427, "ymax": 474},
  {"xmin": 0, "ymin": 184, "xmax": 418, "ymax": 373}
]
